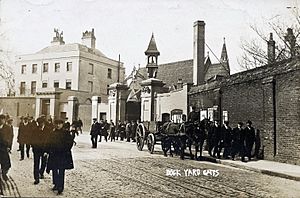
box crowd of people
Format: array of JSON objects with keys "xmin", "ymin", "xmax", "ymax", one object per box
[
  {"xmin": 90, "ymin": 119, "xmax": 138, "ymax": 148},
  {"xmin": 0, "ymin": 114, "xmax": 78, "ymax": 195},
  {"xmin": 188, "ymin": 108, "xmax": 260, "ymax": 162}
]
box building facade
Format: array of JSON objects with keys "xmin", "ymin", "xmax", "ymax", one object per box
[{"xmin": 1, "ymin": 28, "xmax": 125, "ymax": 127}]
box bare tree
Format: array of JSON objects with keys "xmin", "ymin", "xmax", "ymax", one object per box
[
  {"xmin": 238, "ymin": 8, "xmax": 300, "ymax": 70},
  {"xmin": 0, "ymin": 0, "xmax": 16, "ymax": 96}
]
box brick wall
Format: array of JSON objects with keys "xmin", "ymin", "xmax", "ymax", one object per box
[
  {"xmin": 0, "ymin": 97, "xmax": 36, "ymax": 126},
  {"xmin": 189, "ymin": 58, "xmax": 300, "ymax": 165}
]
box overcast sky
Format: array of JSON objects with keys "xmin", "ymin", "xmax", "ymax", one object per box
[{"xmin": 0, "ymin": 0, "xmax": 298, "ymax": 75}]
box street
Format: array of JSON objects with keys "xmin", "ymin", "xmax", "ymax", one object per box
[{"xmin": 2, "ymin": 131, "xmax": 300, "ymax": 198}]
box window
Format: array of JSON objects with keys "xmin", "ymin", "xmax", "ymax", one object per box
[
  {"xmin": 88, "ymin": 81, "xmax": 93, "ymax": 92},
  {"xmin": 55, "ymin": 63, "xmax": 60, "ymax": 72},
  {"xmin": 20, "ymin": 82, "xmax": 26, "ymax": 95},
  {"xmin": 88, "ymin": 63, "xmax": 94, "ymax": 74},
  {"xmin": 43, "ymin": 63, "xmax": 48, "ymax": 73},
  {"xmin": 107, "ymin": 85, "xmax": 109, "ymax": 95},
  {"xmin": 66, "ymin": 62, "xmax": 72, "ymax": 72},
  {"xmin": 42, "ymin": 81, "xmax": 48, "ymax": 88},
  {"xmin": 66, "ymin": 80, "xmax": 72, "ymax": 90},
  {"xmin": 54, "ymin": 81, "xmax": 59, "ymax": 88},
  {"xmin": 31, "ymin": 81, "xmax": 36, "ymax": 94},
  {"xmin": 107, "ymin": 68, "xmax": 112, "ymax": 79},
  {"xmin": 21, "ymin": 65, "xmax": 26, "ymax": 74},
  {"xmin": 222, "ymin": 111, "xmax": 228, "ymax": 123},
  {"xmin": 32, "ymin": 64, "xmax": 37, "ymax": 73}
]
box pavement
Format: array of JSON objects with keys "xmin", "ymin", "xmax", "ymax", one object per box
[{"xmin": 199, "ymin": 151, "xmax": 300, "ymax": 182}]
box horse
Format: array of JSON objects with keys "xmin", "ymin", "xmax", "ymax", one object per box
[
  {"xmin": 179, "ymin": 119, "xmax": 210, "ymax": 160},
  {"xmin": 160, "ymin": 122, "xmax": 181, "ymax": 157}
]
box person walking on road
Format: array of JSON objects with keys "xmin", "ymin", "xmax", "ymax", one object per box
[
  {"xmin": 109, "ymin": 120, "xmax": 116, "ymax": 142},
  {"xmin": 47, "ymin": 119, "xmax": 74, "ymax": 195},
  {"xmin": 0, "ymin": 114, "xmax": 13, "ymax": 181},
  {"xmin": 244, "ymin": 120, "xmax": 256, "ymax": 161},
  {"xmin": 17, "ymin": 117, "xmax": 31, "ymax": 160},
  {"xmin": 220, "ymin": 121, "xmax": 232, "ymax": 159},
  {"xmin": 31, "ymin": 117, "xmax": 51, "ymax": 184},
  {"xmin": 231, "ymin": 122, "xmax": 243, "ymax": 161},
  {"xmin": 90, "ymin": 118, "xmax": 100, "ymax": 148}
]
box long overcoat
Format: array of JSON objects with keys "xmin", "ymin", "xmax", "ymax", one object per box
[{"xmin": 47, "ymin": 128, "xmax": 74, "ymax": 171}]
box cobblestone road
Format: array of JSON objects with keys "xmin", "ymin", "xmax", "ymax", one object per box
[{"xmin": 1, "ymin": 133, "xmax": 300, "ymax": 198}]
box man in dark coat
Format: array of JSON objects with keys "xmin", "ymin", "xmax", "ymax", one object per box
[
  {"xmin": 47, "ymin": 119, "xmax": 74, "ymax": 195},
  {"xmin": 211, "ymin": 121, "xmax": 222, "ymax": 158},
  {"xmin": 0, "ymin": 114, "xmax": 13, "ymax": 181},
  {"xmin": 90, "ymin": 118, "xmax": 100, "ymax": 148},
  {"xmin": 244, "ymin": 120, "xmax": 256, "ymax": 161},
  {"xmin": 78, "ymin": 118, "xmax": 83, "ymax": 134},
  {"xmin": 18, "ymin": 117, "xmax": 31, "ymax": 160},
  {"xmin": 109, "ymin": 120, "xmax": 116, "ymax": 142},
  {"xmin": 31, "ymin": 117, "xmax": 51, "ymax": 184},
  {"xmin": 125, "ymin": 121, "xmax": 132, "ymax": 142},
  {"xmin": 231, "ymin": 122, "xmax": 243, "ymax": 160},
  {"xmin": 220, "ymin": 121, "xmax": 232, "ymax": 159}
]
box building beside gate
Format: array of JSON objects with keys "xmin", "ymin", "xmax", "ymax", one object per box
[
  {"xmin": 0, "ymin": 28, "xmax": 125, "ymax": 129},
  {"xmin": 108, "ymin": 21, "xmax": 230, "ymax": 124}
]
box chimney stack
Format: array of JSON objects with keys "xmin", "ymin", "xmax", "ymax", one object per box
[
  {"xmin": 284, "ymin": 28, "xmax": 296, "ymax": 58},
  {"xmin": 193, "ymin": 21, "xmax": 205, "ymax": 85},
  {"xmin": 82, "ymin": 28, "xmax": 96, "ymax": 49},
  {"xmin": 267, "ymin": 33, "xmax": 275, "ymax": 64}
]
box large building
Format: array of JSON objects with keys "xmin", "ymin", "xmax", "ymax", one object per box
[{"xmin": 1, "ymin": 28, "xmax": 125, "ymax": 127}]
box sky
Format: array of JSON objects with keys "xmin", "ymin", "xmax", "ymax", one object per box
[{"xmin": 0, "ymin": 0, "xmax": 298, "ymax": 75}]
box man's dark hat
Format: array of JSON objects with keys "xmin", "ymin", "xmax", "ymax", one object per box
[
  {"xmin": 93, "ymin": 118, "xmax": 97, "ymax": 121},
  {"xmin": 37, "ymin": 117, "xmax": 45, "ymax": 124},
  {"xmin": 238, "ymin": 122, "xmax": 243, "ymax": 126},
  {"xmin": 246, "ymin": 120, "xmax": 252, "ymax": 125},
  {"xmin": 54, "ymin": 119, "xmax": 64, "ymax": 124}
]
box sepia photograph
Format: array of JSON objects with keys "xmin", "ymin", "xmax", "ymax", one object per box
[{"xmin": 0, "ymin": 0, "xmax": 300, "ymax": 197}]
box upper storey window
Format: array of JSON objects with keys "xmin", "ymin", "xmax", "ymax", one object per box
[
  {"xmin": 21, "ymin": 65, "xmax": 26, "ymax": 74},
  {"xmin": 66, "ymin": 62, "xmax": 72, "ymax": 72},
  {"xmin": 43, "ymin": 63, "xmax": 48, "ymax": 73},
  {"xmin": 55, "ymin": 63, "xmax": 60, "ymax": 72},
  {"xmin": 88, "ymin": 63, "xmax": 94, "ymax": 74}
]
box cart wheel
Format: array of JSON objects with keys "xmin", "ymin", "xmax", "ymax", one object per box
[
  {"xmin": 136, "ymin": 124, "xmax": 145, "ymax": 151},
  {"xmin": 147, "ymin": 133, "xmax": 155, "ymax": 154}
]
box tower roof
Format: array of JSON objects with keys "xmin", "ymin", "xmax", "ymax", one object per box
[
  {"xmin": 145, "ymin": 33, "xmax": 160, "ymax": 55},
  {"xmin": 221, "ymin": 37, "xmax": 228, "ymax": 62},
  {"xmin": 220, "ymin": 37, "xmax": 230, "ymax": 74}
]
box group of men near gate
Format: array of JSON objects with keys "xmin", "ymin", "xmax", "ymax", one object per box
[
  {"xmin": 188, "ymin": 108, "xmax": 259, "ymax": 162},
  {"xmin": 0, "ymin": 114, "xmax": 77, "ymax": 196},
  {"xmin": 90, "ymin": 119, "xmax": 138, "ymax": 148}
]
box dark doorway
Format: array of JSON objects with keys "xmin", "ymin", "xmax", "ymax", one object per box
[
  {"xmin": 100, "ymin": 112, "xmax": 106, "ymax": 121},
  {"xmin": 41, "ymin": 99, "xmax": 50, "ymax": 116},
  {"xmin": 126, "ymin": 101, "xmax": 141, "ymax": 122}
]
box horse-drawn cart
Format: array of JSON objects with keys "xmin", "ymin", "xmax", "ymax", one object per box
[
  {"xmin": 136, "ymin": 119, "xmax": 210, "ymax": 160},
  {"xmin": 135, "ymin": 121, "xmax": 183, "ymax": 155}
]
